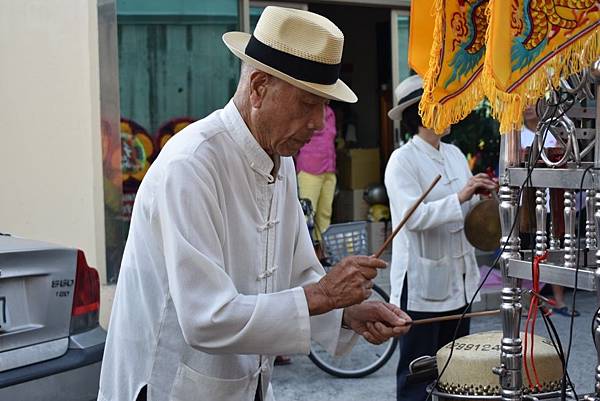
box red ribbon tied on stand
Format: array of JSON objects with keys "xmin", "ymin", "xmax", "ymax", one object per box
[{"xmin": 523, "ymin": 250, "xmax": 549, "ymax": 390}]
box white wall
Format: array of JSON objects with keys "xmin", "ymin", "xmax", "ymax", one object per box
[{"xmin": 0, "ymin": 1, "xmax": 106, "ymax": 277}]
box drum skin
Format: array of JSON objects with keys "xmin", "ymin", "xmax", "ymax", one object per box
[{"xmin": 435, "ymin": 331, "xmax": 563, "ymax": 398}]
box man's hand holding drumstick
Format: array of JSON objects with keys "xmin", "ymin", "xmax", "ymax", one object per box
[{"xmin": 303, "ymin": 175, "xmax": 442, "ymax": 344}]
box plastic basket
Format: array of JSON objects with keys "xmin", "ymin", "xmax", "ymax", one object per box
[{"xmin": 321, "ymin": 221, "xmax": 369, "ymax": 266}]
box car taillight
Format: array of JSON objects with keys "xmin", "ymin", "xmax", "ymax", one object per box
[{"xmin": 70, "ymin": 250, "xmax": 100, "ymax": 334}]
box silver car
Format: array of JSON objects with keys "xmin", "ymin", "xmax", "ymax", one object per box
[{"xmin": 0, "ymin": 234, "xmax": 106, "ymax": 401}]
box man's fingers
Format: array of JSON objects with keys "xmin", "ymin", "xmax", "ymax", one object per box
[
  {"xmin": 358, "ymin": 266, "xmax": 378, "ymax": 280},
  {"xmin": 373, "ymin": 321, "xmax": 395, "ymax": 338},
  {"xmin": 356, "ymin": 257, "xmax": 386, "ymax": 281},
  {"xmin": 375, "ymin": 306, "xmax": 412, "ymax": 336},
  {"xmin": 395, "ymin": 308, "xmax": 413, "ymax": 324},
  {"xmin": 392, "ymin": 325, "xmax": 411, "ymax": 336},
  {"xmin": 348, "ymin": 255, "xmax": 388, "ymax": 269},
  {"xmin": 366, "ymin": 320, "xmax": 409, "ymax": 341},
  {"xmin": 362, "ymin": 331, "xmax": 381, "ymax": 345},
  {"xmin": 365, "ymin": 322, "xmax": 387, "ymax": 343},
  {"xmin": 377, "ymin": 303, "xmax": 408, "ymax": 327},
  {"xmin": 384, "ymin": 303, "xmax": 413, "ymax": 324}
]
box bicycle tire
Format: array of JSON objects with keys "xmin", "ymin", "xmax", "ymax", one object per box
[{"xmin": 308, "ymin": 284, "xmax": 399, "ymax": 378}]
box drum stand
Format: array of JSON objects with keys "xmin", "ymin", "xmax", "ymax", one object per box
[{"xmin": 495, "ymin": 63, "xmax": 600, "ymax": 401}]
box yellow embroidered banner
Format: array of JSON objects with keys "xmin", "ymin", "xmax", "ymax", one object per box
[
  {"xmin": 484, "ymin": 0, "xmax": 599, "ymax": 132},
  {"xmin": 408, "ymin": 0, "xmax": 435, "ymax": 77},
  {"xmin": 417, "ymin": 0, "xmax": 491, "ymax": 134}
]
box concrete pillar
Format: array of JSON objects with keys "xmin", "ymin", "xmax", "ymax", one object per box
[{"xmin": 0, "ymin": 0, "xmax": 117, "ymax": 283}]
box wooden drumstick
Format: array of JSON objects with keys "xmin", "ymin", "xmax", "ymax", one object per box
[
  {"xmin": 372, "ymin": 174, "xmax": 442, "ymax": 259},
  {"xmin": 409, "ymin": 309, "xmax": 500, "ymax": 326}
]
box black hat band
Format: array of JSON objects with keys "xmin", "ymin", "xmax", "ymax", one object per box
[
  {"xmin": 245, "ymin": 35, "xmax": 341, "ymax": 86},
  {"xmin": 397, "ymin": 88, "xmax": 423, "ymax": 107}
]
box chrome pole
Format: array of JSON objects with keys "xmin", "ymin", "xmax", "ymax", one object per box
[
  {"xmin": 536, "ymin": 189, "xmax": 548, "ymax": 257},
  {"xmin": 584, "ymin": 192, "xmax": 600, "ymax": 401},
  {"xmin": 587, "ymin": 190, "xmax": 597, "ymax": 253},
  {"xmin": 564, "ymin": 191, "xmax": 577, "ymax": 269},
  {"xmin": 494, "ymin": 182, "xmax": 523, "ymax": 401},
  {"xmin": 584, "ymin": 67, "xmax": 600, "ymax": 401}
]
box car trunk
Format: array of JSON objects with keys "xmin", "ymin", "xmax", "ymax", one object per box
[{"xmin": 0, "ymin": 236, "xmax": 76, "ymax": 371}]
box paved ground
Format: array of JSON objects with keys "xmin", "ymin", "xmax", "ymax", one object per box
[{"xmin": 272, "ymin": 289, "xmax": 599, "ymax": 401}]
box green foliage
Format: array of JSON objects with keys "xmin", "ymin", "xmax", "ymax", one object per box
[{"xmin": 444, "ymin": 100, "xmax": 501, "ymax": 174}]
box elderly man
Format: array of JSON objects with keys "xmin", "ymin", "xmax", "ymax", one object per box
[{"xmin": 98, "ymin": 7, "xmax": 410, "ymax": 401}]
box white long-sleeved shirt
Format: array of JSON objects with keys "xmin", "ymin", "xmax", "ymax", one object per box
[
  {"xmin": 384, "ymin": 135, "xmax": 481, "ymax": 312},
  {"xmin": 98, "ymin": 101, "xmax": 353, "ymax": 401}
]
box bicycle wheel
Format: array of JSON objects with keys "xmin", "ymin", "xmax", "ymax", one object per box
[{"xmin": 308, "ymin": 284, "xmax": 399, "ymax": 378}]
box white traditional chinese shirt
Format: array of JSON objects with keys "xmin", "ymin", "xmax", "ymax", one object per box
[
  {"xmin": 98, "ymin": 101, "xmax": 352, "ymax": 401},
  {"xmin": 384, "ymin": 135, "xmax": 481, "ymax": 313}
]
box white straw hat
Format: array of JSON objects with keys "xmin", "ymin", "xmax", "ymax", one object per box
[
  {"xmin": 222, "ymin": 6, "xmax": 357, "ymax": 103},
  {"xmin": 388, "ymin": 75, "xmax": 424, "ymax": 120}
]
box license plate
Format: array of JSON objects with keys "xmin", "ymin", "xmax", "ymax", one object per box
[{"xmin": 0, "ymin": 296, "xmax": 9, "ymax": 332}]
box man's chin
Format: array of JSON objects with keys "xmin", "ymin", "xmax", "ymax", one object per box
[{"xmin": 277, "ymin": 147, "xmax": 301, "ymax": 157}]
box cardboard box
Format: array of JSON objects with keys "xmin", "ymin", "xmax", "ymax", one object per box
[
  {"xmin": 337, "ymin": 148, "xmax": 381, "ymax": 190},
  {"xmin": 333, "ymin": 189, "xmax": 369, "ymax": 222}
]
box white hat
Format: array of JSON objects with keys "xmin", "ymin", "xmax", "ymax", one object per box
[
  {"xmin": 388, "ymin": 75, "xmax": 424, "ymax": 120},
  {"xmin": 222, "ymin": 6, "xmax": 357, "ymax": 103}
]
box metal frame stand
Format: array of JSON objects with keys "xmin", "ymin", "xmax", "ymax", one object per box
[
  {"xmin": 584, "ymin": 82, "xmax": 600, "ymax": 401},
  {"xmin": 496, "ymin": 65, "xmax": 599, "ymax": 400}
]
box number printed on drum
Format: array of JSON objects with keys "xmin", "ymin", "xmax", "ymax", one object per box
[{"xmin": 445, "ymin": 343, "xmax": 500, "ymax": 352}]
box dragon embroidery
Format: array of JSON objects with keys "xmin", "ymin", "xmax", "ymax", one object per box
[
  {"xmin": 512, "ymin": 0, "xmax": 597, "ymax": 71},
  {"xmin": 444, "ymin": 0, "xmax": 489, "ymax": 88}
]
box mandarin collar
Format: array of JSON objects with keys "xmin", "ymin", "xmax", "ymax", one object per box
[
  {"xmin": 221, "ymin": 100, "xmax": 277, "ymax": 181},
  {"xmin": 412, "ymin": 134, "xmax": 445, "ymax": 164}
]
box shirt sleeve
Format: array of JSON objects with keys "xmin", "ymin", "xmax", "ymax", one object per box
[
  {"xmin": 455, "ymin": 147, "xmax": 480, "ymax": 212},
  {"xmin": 384, "ymin": 151, "xmax": 464, "ymax": 232},
  {"xmin": 153, "ymin": 156, "xmax": 311, "ymax": 356},
  {"xmin": 288, "ymin": 195, "xmax": 357, "ymax": 356}
]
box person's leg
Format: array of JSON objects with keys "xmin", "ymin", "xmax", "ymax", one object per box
[
  {"xmin": 315, "ymin": 172, "xmax": 336, "ymax": 235},
  {"xmin": 551, "ymin": 285, "xmax": 580, "ymax": 316},
  {"xmin": 552, "ymin": 285, "xmax": 565, "ymax": 306},
  {"xmin": 297, "ymin": 171, "xmax": 325, "ymax": 241},
  {"xmin": 397, "ymin": 279, "xmax": 441, "ymax": 401},
  {"xmin": 397, "ymin": 313, "xmax": 441, "ymax": 401},
  {"xmin": 402, "ymin": 306, "xmax": 469, "ymax": 401},
  {"xmin": 437, "ymin": 306, "xmax": 471, "ymax": 350}
]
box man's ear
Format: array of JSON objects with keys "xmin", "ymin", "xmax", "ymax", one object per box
[{"xmin": 249, "ymin": 71, "xmax": 270, "ymax": 108}]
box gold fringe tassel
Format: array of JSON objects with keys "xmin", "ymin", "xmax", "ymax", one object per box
[
  {"xmin": 419, "ymin": 0, "xmax": 489, "ymax": 135},
  {"xmin": 420, "ymin": 0, "xmax": 598, "ymax": 135},
  {"xmin": 482, "ymin": 20, "xmax": 599, "ymax": 134}
]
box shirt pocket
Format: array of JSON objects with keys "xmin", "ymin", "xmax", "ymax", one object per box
[
  {"xmin": 416, "ymin": 255, "xmax": 451, "ymax": 301},
  {"xmin": 169, "ymin": 362, "xmax": 257, "ymax": 401},
  {"xmin": 448, "ymin": 223, "xmax": 469, "ymax": 258}
]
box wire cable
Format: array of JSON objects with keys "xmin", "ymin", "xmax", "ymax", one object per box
[
  {"xmin": 425, "ymin": 89, "xmax": 576, "ymax": 401},
  {"xmin": 539, "ymin": 303, "xmax": 578, "ymax": 400},
  {"xmin": 425, "ymin": 120, "xmax": 543, "ymax": 401},
  {"xmin": 562, "ymin": 164, "xmax": 599, "ymax": 399}
]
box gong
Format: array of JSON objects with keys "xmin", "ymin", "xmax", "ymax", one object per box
[{"xmin": 464, "ymin": 197, "xmax": 501, "ymax": 252}]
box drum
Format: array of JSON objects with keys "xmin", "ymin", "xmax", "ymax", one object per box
[
  {"xmin": 428, "ymin": 386, "xmax": 568, "ymax": 400},
  {"xmin": 429, "ymin": 331, "xmax": 569, "ymax": 401}
]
